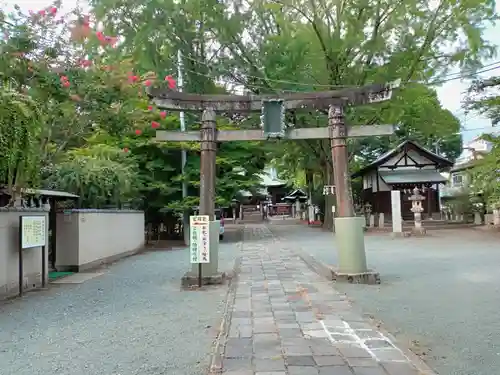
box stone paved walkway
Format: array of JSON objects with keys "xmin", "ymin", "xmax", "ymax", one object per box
[{"xmin": 220, "ymin": 224, "xmax": 431, "ymax": 375}]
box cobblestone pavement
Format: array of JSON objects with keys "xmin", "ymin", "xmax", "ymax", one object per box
[
  {"xmin": 267, "ymin": 223, "xmax": 500, "ymax": 375},
  {"xmin": 0, "ymin": 228, "xmax": 242, "ymax": 375},
  {"xmin": 221, "ymin": 224, "xmax": 427, "ymax": 375}
]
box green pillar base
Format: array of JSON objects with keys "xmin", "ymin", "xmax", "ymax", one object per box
[
  {"xmin": 182, "ymin": 221, "xmax": 222, "ymax": 288},
  {"xmin": 334, "ymin": 217, "xmax": 368, "ymax": 274}
]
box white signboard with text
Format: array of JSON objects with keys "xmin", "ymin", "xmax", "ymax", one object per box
[
  {"xmin": 189, "ymin": 215, "xmax": 210, "ymax": 264},
  {"xmin": 20, "ymin": 216, "xmax": 46, "ymax": 249}
]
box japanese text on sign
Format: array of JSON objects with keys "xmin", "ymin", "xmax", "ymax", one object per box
[
  {"xmin": 189, "ymin": 215, "xmax": 210, "ymax": 264},
  {"xmin": 20, "ymin": 216, "xmax": 46, "ymax": 249}
]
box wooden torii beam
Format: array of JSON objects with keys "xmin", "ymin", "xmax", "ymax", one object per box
[
  {"xmin": 148, "ymin": 82, "xmax": 398, "ymax": 112},
  {"xmin": 155, "ymin": 125, "xmax": 395, "ymax": 142}
]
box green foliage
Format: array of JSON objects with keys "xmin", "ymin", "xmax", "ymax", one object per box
[
  {"xmin": 3, "ymin": 0, "xmax": 496, "ymax": 220},
  {"xmin": 445, "ymin": 187, "xmax": 475, "ymax": 214},
  {"xmin": 465, "ymin": 77, "xmax": 500, "ymax": 208},
  {"xmin": 164, "ymin": 120, "xmax": 267, "ymax": 212},
  {"xmin": 46, "ymin": 142, "xmax": 139, "ymax": 208},
  {"xmin": 0, "ymin": 88, "xmax": 43, "ymax": 194},
  {"xmin": 469, "ymin": 135, "xmax": 500, "ymax": 208},
  {"xmin": 86, "ymin": 1, "xmax": 272, "ymax": 214},
  {"xmin": 0, "ymin": 5, "xmax": 184, "ymax": 210},
  {"xmin": 466, "ymin": 76, "xmax": 500, "ymax": 125}
]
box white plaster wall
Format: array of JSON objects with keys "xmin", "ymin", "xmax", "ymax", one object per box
[
  {"xmin": 56, "ymin": 210, "xmax": 145, "ymax": 270},
  {"xmin": 0, "ymin": 209, "xmax": 49, "ymax": 299},
  {"xmin": 378, "ymin": 175, "xmax": 390, "ymax": 192},
  {"xmin": 362, "ymin": 171, "xmax": 376, "ymax": 190}
]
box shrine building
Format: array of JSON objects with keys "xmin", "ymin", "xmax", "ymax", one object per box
[{"xmin": 352, "ymin": 140, "xmax": 453, "ymax": 220}]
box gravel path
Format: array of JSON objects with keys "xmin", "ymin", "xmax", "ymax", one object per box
[
  {"xmin": 0, "ymin": 228, "xmax": 242, "ymax": 375},
  {"xmin": 268, "ymin": 223, "xmax": 500, "ymax": 375}
]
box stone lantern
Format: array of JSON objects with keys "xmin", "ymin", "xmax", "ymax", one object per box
[
  {"xmin": 364, "ymin": 202, "xmax": 374, "ymax": 228},
  {"xmin": 364, "ymin": 201, "xmax": 371, "ymax": 219},
  {"xmin": 409, "ymin": 187, "xmax": 426, "ymax": 234},
  {"xmin": 231, "ymin": 199, "xmax": 238, "ymax": 223},
  {"xmin": 472, "ymin": 202, "xmax": 484, "ymax": 225},
  {"xmin": 441, "ymin": 204, "xmax": 451, "ymax": 221}
]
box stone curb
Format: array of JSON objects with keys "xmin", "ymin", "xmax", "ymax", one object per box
[
  {"xmin": 207, "ymin": 255, "xmax": 242, "ymax": 374},
  {"xmin": 292, "ymin": 249, "xmax": 438, "ymax": 375},
  {"xmin": 294, "ymin": 250, "xmax": 335, "ymax": 281},
  {"xmin": 365, "ymin": 317, "xmax": 438, "ymax": 375}
]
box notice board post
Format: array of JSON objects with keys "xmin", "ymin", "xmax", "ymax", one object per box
[
  {"xmin": 189, "ymin": 215, "xmax": 210, "ymax": 287},
  {"xmin": 19, "ymin": 215, "xmax": 47, "ymax": 296}
]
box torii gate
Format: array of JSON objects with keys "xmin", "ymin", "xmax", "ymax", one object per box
[{"xmin": 148, "ymin": 81, "xmax": 399, "ymax": 286}]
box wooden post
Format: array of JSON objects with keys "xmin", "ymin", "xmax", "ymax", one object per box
[
  {"xmin": 329, "ymin": 105, "xmax": 354, "ymax": 217},
  {"xmin": 199, "ymin": 109, "xmax": 216, "ymax": 220}
]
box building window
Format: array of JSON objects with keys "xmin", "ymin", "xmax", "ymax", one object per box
[{"xmin": 452, "ymin": 173, "xmax": 463, "ymax": 187}]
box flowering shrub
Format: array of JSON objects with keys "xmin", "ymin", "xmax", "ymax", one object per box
[{"xmin": 0, "ymin": 2, "xmax": 177, "ymax": 206}]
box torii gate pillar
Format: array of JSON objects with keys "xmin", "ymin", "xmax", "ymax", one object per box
[
  {"xmin": 329, "ymin": 105, "xmax": 377, "ymax": 284},
  {"xmin": 181, "ymin": 108, "xmax": 224, "ymax": 288}
]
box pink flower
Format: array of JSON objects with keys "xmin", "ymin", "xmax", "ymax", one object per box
[{"xmin": 164, "ymin": 75, "xmax": 176, "ymax": 89}]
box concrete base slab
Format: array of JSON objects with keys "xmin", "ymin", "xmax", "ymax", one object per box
[
  {"xmin": 296, "ymin": 251, "xmax": 381, "ymax": 285},
  {"xmin": 411, "ymin": 227, "xmax": 427, "ymax": 236},
  {"xmin": 333, "ymin": 270, "xmax": 381, "ymax": 285},
  {"xmin": 181, "ymin": 271, "xmax": 226, "ymax": 288},
  {"xmin": 392, "ymin": 230, "xmax": 427, "ymax": 238},
  {"xmin": 390, "ymin": 232, "xmax": 405, "ymax": 238}
]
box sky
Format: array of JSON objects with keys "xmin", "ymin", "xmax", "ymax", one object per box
[{"xmin": 3, "ymin": 0, "xmax": 500, "ymax": 146}]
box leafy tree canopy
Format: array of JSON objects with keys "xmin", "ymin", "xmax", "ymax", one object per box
[
  {"xmin": 465, "ymin": 75, "xmax": 500, "ymax": 208},
  {"xmin": 1, "ymin": 2, "xmax": 269, "ymax": 215}
]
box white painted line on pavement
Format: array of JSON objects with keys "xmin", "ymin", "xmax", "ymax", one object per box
[{"xmin": 319, "ymin": 319, "xmax": 411, "ymax": 363}]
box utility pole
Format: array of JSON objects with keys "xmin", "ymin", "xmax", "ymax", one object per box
[{"xmin": 177, "ymin": 50, "xmax": 189, "ymax": 246}]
